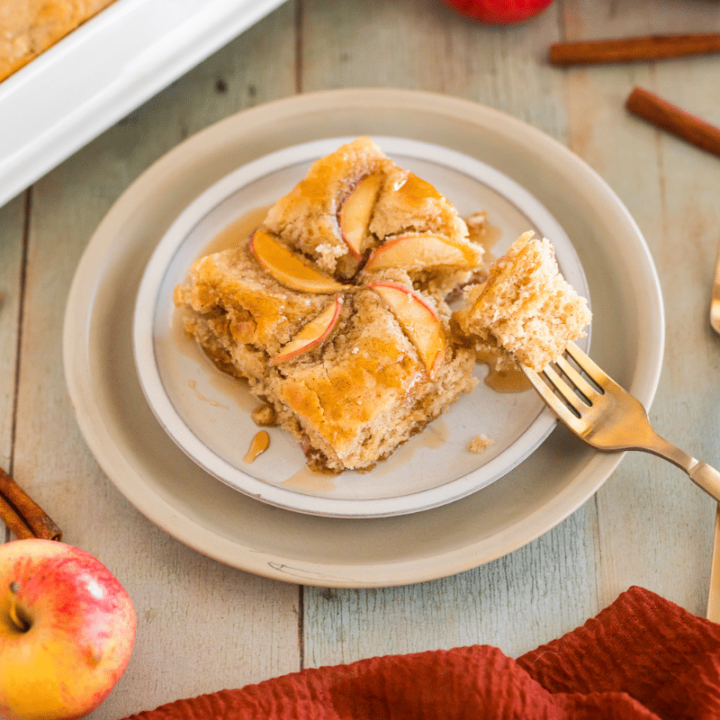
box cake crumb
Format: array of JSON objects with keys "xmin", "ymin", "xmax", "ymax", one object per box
[
  {"xmin": 466, "ymin": 211, "xmax": 489, "ymax": 234},
  {"xmin": 468, "ymin": 434, "xmax": 493, "ymax": 454},
  {"xmin": 251, "ymin": 403, "xmax": 278, "ymax": 427},
  {"xmin": 315, "ymin": 243, "xmax": 346, "ymax": 271}
]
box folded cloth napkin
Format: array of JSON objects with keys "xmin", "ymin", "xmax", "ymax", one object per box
[{"xmin": 123, "ymin": 586, "xmax": 720, "ymax": 720}]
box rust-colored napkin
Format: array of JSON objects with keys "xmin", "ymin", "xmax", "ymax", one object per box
[{"xmin": 123, "ymin": 586, "xmax": 720, "ymax": 720}]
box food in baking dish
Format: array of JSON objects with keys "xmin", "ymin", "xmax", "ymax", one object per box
[{"xmin": 0, "ymin": 1, "xmax": 117, "ymax": 82}]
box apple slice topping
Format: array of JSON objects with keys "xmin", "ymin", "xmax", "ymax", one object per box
[
  {"xmin": 369, "ymin": 281, "xmax": 445, "ymax": 377},
  {"xmin": 338, "ymin": 174, "xmax": 382, "ymax": 258},
  {"xmin": 364, "ymin": 233, "xmax": 483, "ymax": 272},
  {"xmin": 250, "ymin": 228, "xmax": 346, "ymax": 294},
  {"xmin": 271, "ymin": 294, "xmax": 344, "ymax": 365}
]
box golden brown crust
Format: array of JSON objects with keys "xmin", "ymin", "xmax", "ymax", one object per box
[
  {"xmin": 0, "ymin": 1, "xmax": 117, "ymax": 82},
  {"xmin": 263, "ymin": 137, "xmax": 475, "ymax": 282},
  {"xmin": 263, "ymin": 137, "xmax": 395, "ymax": 280}
]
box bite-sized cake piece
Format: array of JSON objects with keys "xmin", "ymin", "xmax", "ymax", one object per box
[
  {"xmin": 453, "ymin": 232, "xmax": 591, "ymax": 372},
  {"xmin": 175, "ymin": 137, "xmax": 484, "ymax": 472}
]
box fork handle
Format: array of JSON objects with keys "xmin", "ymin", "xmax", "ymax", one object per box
[
  {"xmin": 688, "ymin": 463, "xmax": 720, "ymax": 502},
  {"xmin": 641, "ymin": 432, "xmax": 720, "ymax": 502}
]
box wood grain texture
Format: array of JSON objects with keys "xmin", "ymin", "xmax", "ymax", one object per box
[
  {"xmin": 6, "ymin": 4, "xmax": 302, "ymax": 718},
  {"xmin": 304, "ymin": 507, "xmax": 600, "ymax": 666},
  {"xmin": 0, "ymin": 193, "xmax": 25, "ymax": 542},
  {"xmin": 300, "ymin": 0, "xmax": 603, "ymax": 668},
  {"xmin": 301, "ymin": 0, "xmax": 567, "ymax": 139},
  {"xmin": 0, "ymin": 195, "xmax": 24, "ymax": 461},
  {"xmin": 2, "ymin": 0, "xmax": 720, "ymax": 715},
  {"xmin": 564, "ymin": 0, "xmax": 720, "ymax": 615}
]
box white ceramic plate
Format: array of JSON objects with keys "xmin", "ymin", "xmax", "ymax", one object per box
[
  {"xmin": 134, "ymin": 136, "xmax": 590, "ymax": 518},
  {"xmin": 64, "ymin": 89, "xmax": 664, "ymax": 587}
]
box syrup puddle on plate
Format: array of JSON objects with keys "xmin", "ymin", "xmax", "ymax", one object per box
[
  {"xmin": 171, "ymin": 310, "xmax": 256, "ymax": 413},
  {"xmin": 188, "ymin": 379, "xmax": 227, "ymax": 408},
  {"xmin": 475, "ymin": 347, "xmax": 532, "ymax": 394},
  {"xmin": 280, "ymin": 467, "xmax": 336, "ymax": 494},
  {"xmin": 244, "ymin": 431, "xmax": 270, "ymax": 464},
  {"xmin": 372, "ymin": 419, "xmax": 450, "ymax": 477},
  {"xmin": 198, "ymin": 204, "xmax": 272, "ymax": 257}
]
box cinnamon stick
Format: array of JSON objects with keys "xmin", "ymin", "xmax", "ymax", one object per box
[
  {"xmin": 549, "ymin": 34, "xmax": 720, "ymax": 66},
  {"xmin": 0, "ymin": 468, "xmax": 62, "ymax": 541},
  {"xmin": 626, "ymin": 87, "xmax": 720, "ymax": 159},
  {"xmin": 0, "ymin": 495, "xmax": 35, "ymax": 540}
]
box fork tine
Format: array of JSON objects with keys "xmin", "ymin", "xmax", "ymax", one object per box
[
  {"xmin": 543, "ymin": 365, "xmax": 590, "ymax": 414},
  {"xmin": 522, "ymin": 366, "xmax": 588, "ymax": 435},
  {"xmin": 555, "ymin": 354, "xmax": 597, "ymax": 400},
  {"xmin": 565, "ymin": 341, "xmax": 618, "ymax": 389}
]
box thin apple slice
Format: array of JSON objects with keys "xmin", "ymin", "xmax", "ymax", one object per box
[
  {"xmin": 249, "ymin": 228, "xmax": 346, "ymax": 294},
  {"xmin": 364, "ymin": 233, "xmax": 483, "ymax": 272},
  {"xmin": 338, "ymin": 174, "xmax": 382, "ymax": 258},
  {"xmin": 270, "ymin": 295, "xmax": 344, "ymax": 365},
  {"xmin": 370, "ymin": 281, "xmax": 445, "ymax": 377}
]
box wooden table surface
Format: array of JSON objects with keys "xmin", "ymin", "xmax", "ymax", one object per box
[{"xmin": 2, "ymin": 0, "xmax": 720, "ymax": 716}]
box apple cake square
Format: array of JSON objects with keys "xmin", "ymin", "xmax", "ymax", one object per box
[{"xmin": 174, "ymin": 137, "xmax": 486, "ymax": 472}]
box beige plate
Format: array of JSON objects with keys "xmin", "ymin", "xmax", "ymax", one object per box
[{"xmin": 64, "ymin": 89, "xmax": 664, "ymax": 587}]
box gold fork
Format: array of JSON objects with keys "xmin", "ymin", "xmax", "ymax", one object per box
[
  {"xmin": 522, "ymin": 342, "xmax": 720, "ymax": 503},
  {"xmin": 708, "ymin": 239, "xmax": 720, "ymax": 622},
  {"xmin": 712, "ymin": 237, "xmax": 720, "ymax": 336}
]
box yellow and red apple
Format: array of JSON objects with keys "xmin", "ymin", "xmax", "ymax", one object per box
[
  {"xmin": 249, "ymin": 228, "xmax": 346, "ymax": 294},
  {"xmin": 370, "ymin": 281, "xmax": 446, "ymax": 377},
  {"xmin": 271, "ymin": 294, "xmax": 344, "ymax": 365},
  {"xmin": 0, "ymin": 539, "xmax": 136, "ymax": 720}
]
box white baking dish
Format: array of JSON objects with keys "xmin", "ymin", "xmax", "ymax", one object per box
[{"xmin": 0, "ymin": 0, "xmax": 287, "ymax": 209}]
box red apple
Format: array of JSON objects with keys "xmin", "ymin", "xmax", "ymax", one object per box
[
  {"xmin": 442, "ymin": 0, "xmax": 554, "ymax": 24},
  {"xmin": 364, "ymin": 233, "xmax": 482, "ymax": 272},
  {"xmin": 0, "ymin": 539, "xmax": 136, "ymax": 720}
]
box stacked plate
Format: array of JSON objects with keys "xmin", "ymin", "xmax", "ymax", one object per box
[{"xmin": 64, "ymin": 90, "xmax": 663, "ymax": 587}]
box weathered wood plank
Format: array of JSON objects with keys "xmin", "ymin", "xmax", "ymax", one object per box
[
  {"xmin": 5, "ymin": 0, "xmax": 720, "ymax": 712},
  {"xmin": 564, "ymin": 0, "xmax": 720, "ymax": 614},
  {"xmin": 300, "ymin": 0, "xmax": 607, "ymax": 667},
  {"xmin": 0, "ymin": 193, "xmax": 26, "ymax": 541},
  {"xmin": 302, "ymin": 0, "xmax": 567, "ymax": 140},
  {"xmin": 11, "ymin": 4, "xmax": 302, "ymax": 717},
  {"xmin": 304, "ymin": 508, "xmax": 600, "ymax": 666}
]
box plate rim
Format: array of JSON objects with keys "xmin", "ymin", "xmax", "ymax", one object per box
[
  {"xmin": 63, "ymin": 88, "xmax": 665, "ymax": 587},
  {"xmin": 133, "ymin": 133, "xmax": 590, "ymax": 518}
]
